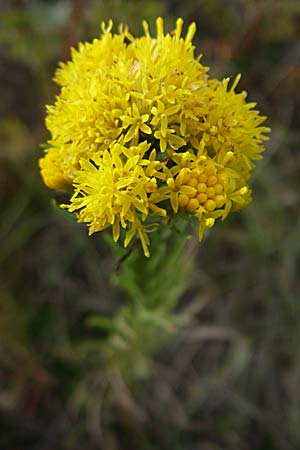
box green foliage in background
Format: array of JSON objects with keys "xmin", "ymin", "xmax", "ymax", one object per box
[{"xmin": 1, "ymin": 1, "xmax": 300, "ymax": 450}]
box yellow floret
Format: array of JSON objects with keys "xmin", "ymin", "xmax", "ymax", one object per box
[
  {"xmin": 204, "ymin": 199, "xmax": 216, "ymax": 212},
  {"xmin": 206, "ymin": 187, "xmax": 215, "ymax": 198},
  {"xmin": 186, "ymin": 198, "xmax": 199, "ymax": 213},
  {"xmin": 178, "ymin": 193, "xmax": 189, "ymax": 208}
]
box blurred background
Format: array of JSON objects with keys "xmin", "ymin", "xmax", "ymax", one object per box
[{"xmin": 1, "ymin": 1, "xmax": 300, "ymax": 449}]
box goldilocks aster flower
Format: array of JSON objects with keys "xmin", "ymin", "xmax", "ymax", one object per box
[{"xmin": 39, "ymin": 17, "xmax": 270, "ymax": 256}]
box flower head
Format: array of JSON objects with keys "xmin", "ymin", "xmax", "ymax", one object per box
[{"xmin": 40, "ymin": 17, "xmax": 270, "ymax": 256}]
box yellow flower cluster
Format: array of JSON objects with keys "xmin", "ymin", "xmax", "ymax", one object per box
[{"xmin": 39, "ymin": 17, "xmax": 270, "ymax": 256}]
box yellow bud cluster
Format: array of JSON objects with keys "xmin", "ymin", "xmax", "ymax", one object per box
[
  {"xmin": 178, "ymin": 167, "xmax": 226, "ymax": 214},
  {"xmin": 39, "ymin": 151, "xmax": 71, "ymax": 190}
]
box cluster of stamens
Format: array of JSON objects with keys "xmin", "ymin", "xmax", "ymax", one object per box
[{"xmin": 178, "ymin": 167, "xmax": 226, "ymax": 213}]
